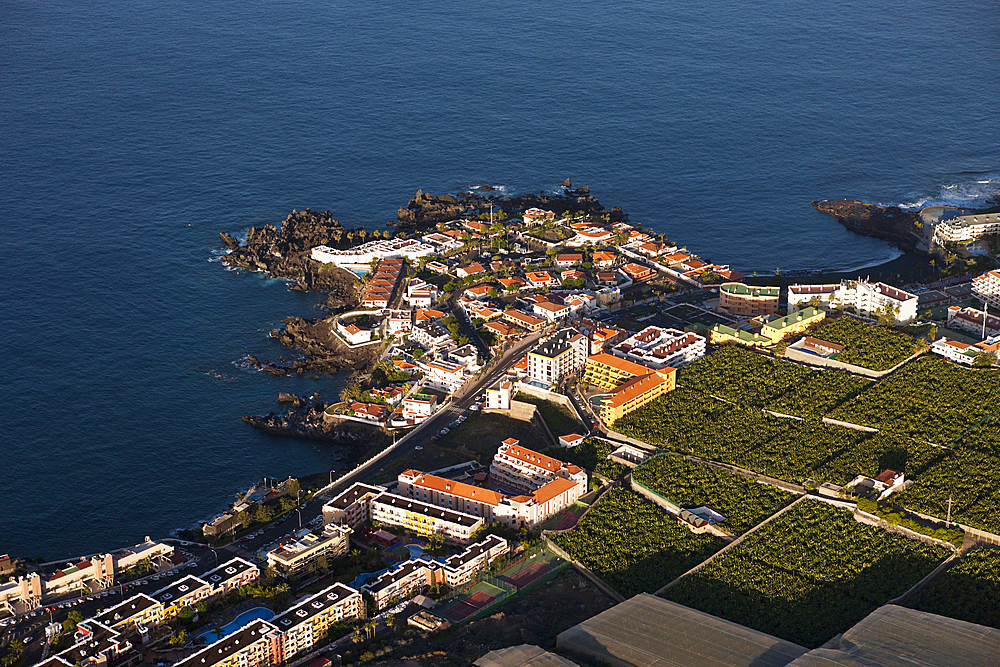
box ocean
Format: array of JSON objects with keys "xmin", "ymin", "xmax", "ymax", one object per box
[{"xmin": 2, "ymin": 0, "xmax": 999, "ymax": 558}]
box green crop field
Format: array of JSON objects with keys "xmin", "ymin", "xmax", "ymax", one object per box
[
  {"xmin": 631, "ymin": 454, "xmax": 793, "ymax": 536},
  {"xmin": 907, "ymin": 548, "xmax": 1000, "ymax": 629},
  {"xmin": 614, "ymin": 390, "xmax": 942, "ymax": 487},
  {"xmin": 831, "ymin": 356, "xmax": 1000, "ymax": 445},
  {"xmin": 810, "ymin": 316, "xmax": 918, "ymax": 371},
  {"xmin": 552, "ymin": 488, "xmax": 722, "ymax": 597},
  {"xmin": 676, "ymin": 345, "xmax": 869, "ymax": 418},
  {"xmin": 664, "ymin": 499, "xmax": 949, "ymax": 649}
]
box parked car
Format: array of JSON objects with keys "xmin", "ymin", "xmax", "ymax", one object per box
[{"xmin": 24, "ymin": 637, "xmax": 33, "ymax": 644}]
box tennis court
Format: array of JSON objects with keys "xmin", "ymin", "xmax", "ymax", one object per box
[
  {"xmin": 497, "ymin": 548, "xmax": 565, "ymax": 591},
  {"xmin": 437, "ymin": 581, "xmax": 509, "ymax": 623},
  {"xmin": 552, "ymin": 509, "xmax": 585, "ymax": 532}
]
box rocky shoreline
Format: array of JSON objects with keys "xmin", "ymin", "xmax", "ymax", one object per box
[
  {"xmin": 812, "ymin": 199, "xmax": 926, "ymax": 254},
  {"xmin": 243, "ymin": 396, "xmax": 390, "ymax": 448}
]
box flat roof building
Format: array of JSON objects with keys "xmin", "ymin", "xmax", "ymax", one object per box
[
  {"xmin": 265, "ymin": 525, "xmax": 352, "ymax": 576},
  {"xmin": 271, "ymin": 583, "xmax": 364, "ymax": 660},
  {"xmin": 583, "ymin": 353, "xmax": 652, "ymax": 391},
  {"xmin": 718, "ymin": 283, "xmax": 780, "ymax": 317}
]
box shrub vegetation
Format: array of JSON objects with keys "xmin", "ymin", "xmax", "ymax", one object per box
[
  {"xmin": 810, "ymin": 316, "xmax": 917, "ymax": 371},
  {"xmin": 907, "ymin": 548, "xmax": 1000, "ymax": 629}
]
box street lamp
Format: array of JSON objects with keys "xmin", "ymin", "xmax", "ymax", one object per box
[
  {"xmin": 295, "ymin": 509, "xmax": 302, "ymax": 529},
  {"xmin": 329, "ymin": 470, "xmax": 336, "ymax": 486},
  {"xmin": 210, "ymin": 549, "xmax": 219, "ymax": 567}
]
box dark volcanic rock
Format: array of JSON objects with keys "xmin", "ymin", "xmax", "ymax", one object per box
[
  {"xmin": 221, "ymin": 208, "xmax": 361, "ymax": 299},
  {"xmin": 396, "ymin": 186, "xmax": 628, "ymax": 232},
  {"xmin": 812, "ymin": 199, "xmax": 924, "ymax": 254}
]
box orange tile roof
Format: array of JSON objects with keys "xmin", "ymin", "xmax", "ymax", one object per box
[
  {"xmin": 499, "ymin": 277, "xmax": 525, "ymax": 287},
  {"xmin": 415, "ymin": 309, "xmax": 446, "ymax": 322},
  {"xmin": 597, "ymin": 272, "xmax": 617, "ymax": 282},
  {"xmin": 532, "ymin": 477, "xmax": 578, "ymax": 505},
  {"xmin": 502, "ymin": 438, "xmax": 519, "ymax": 446},
  {"xmin": 585, "ymin": 352, "xmax": 651, "ymax": 377},
  {"xmin": 484, "ymin": 321, "xmax": 515, "ymax": 336},
  {"xmin": 555, "ymin": 254, "xmax": 583, "ymax": 263},
  {"xmin": 535, "ymin": 301, "xmax": 569, "ymax": 313},
  {"xmin": 410, "ymin": 473, "xmax": 506, "ymax": 506},
  {"xmin": 505, "ymin": 444, "xmax": 564, "ymax": 473},
  {"xmin": 593, "ymin": 251, "xmax": 617, "ymax": 262},
  {"xmin": 460, "ymin": 262, "xmax": 486, "ymax": 275},
  {"xmin": 603, "ymin": 371, "xmax": 672, "ymax": 408},
  {"xmin": 526, "ymin": 271, "xmax": 556, "ymax": 283},
  {"xmin": 505, "ymin": 310, "xmax": 546, "ymax": 327},
  {"xmin": 663, "ymin": 252, "xmax": 690, "ymax": 263}
]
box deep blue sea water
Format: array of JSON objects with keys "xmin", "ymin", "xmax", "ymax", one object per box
[{"xmin": 3, "ymin": 0, "xmax": 999, "ymax": 558}]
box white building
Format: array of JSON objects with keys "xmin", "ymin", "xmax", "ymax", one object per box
[
  {"xmin": 271, "ymin": 583, "xmax": 365, "ymax": 660},
  {"xmin": 527, "ymin": 328, "xmax": 589, "ymax": 386},
  {"xmin": 421, "ymin": 232, "xmax": 464, "ymax": 253},
  {"xmin": 405, "ymin": 278, "xmax": 439, "ymax": 307},
  {"xmin": 933, "ymin": 212, "xmax": 1000, "ymax": 244},
  {"xmin": 973, "ymin": 270, "xmax": 1000, "ymax": 310},
  {"xmin": 947, "ymin": 305, "xmax": 1000, "ymax": 338},
  {"xmin": 533, "ymin": 301, "xmax": 571, "ymax": 322},
  {"xmin": 410, "ymin": 321, "xmax": 451, "ymax": 350},
  {"xmin": 486, "ymin": 378, "xmax": 513, "ymax": 410},
  {"xmin": 422, "ymin": 359, "xmax": 467, "ymax": 393},
  {"xmin": 402, "ymin": 392, "xmax": 437, "ymax": 421},
  {"xmin": 337, "ymin": 320, "xmax": 374, "ymax": 345},
  {"xmin": 788, "ymin": 279, "xmax": 918, "ymax": 324},
  {"xmin": 311, "ymin": 238, "xmax": 435, "ymax": 268},
  {"xmin": 610, "ymin": 326, "xmax": 706, "ymax": 369},
  {"xmin": 386, "ymin": 309, "xmax": 413, "ymax": 334},
  {"xmin": 490, "ymin": 438, "xmax": 588, "ymax": 495},
  {"xmin": 449, "ymin": 344, "xmax": 480, "ymax": 371},
  {"xmin": 931, "ymin": 337, "xmax": 981, "ymax": 365}
]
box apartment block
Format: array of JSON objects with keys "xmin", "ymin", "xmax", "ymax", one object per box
[
  {"xmin": 150, "ymin": 575, "xmax": 213, "ymax": 618},
  {"xmin": 582, "ymin": 353, "xmax": 652, "ymax": 390},
  {"xmin": 92, "ymin": 593, "xmax": 165, "ymax": 636},
  {"xmin": 759, "ymin": 306, "xmax": 825, "ymax": 343},
  {"xmin": 947, "ymin": 305, "xmax": 1000, "ymax": 337},
  {"xmin": 491, "ymin": 439, "xmax": 587, "ymax": 494},
  {"xmin": 202, "ymin": 557, "xmax": 259, "ymax": 594},
  {"xmin": 322, "ymin": 483, "xmax": 385, "ymax": 528},
  {"xmin": 271, "ymin": 583, "xmax": 365, "ymax": 660},
  {"xmin": 596, "ymin": 368, "xmax": 676, "ymax": 426},
  {"xmin": 370, "ymin": 492, "xmax": 483, "ymax": 544},
  {"xmin": 718, "ymin": 283, "xmax": 780, "ymax": 317},
  {"xmin": 175, "ymin": 619, "xmax": 282, "ymax": 667},
  {"xmin": 265, "ymin": 525, "xmax": 352, "ymax": 576},
  {"xmin": 610, "ymin": 326, "xmax": 705, "ymax": 369},
  {"xmin": 788, "ymin": 280, "xmax": 918, "ymax": 324},
  {"xmin": 486, "ymin": 378, "xmax": 514, "ymax": 410},
  {"xmin": 973, "ymin": 269, "xmax": 1000, "ymax": 310},
  {"xmin": 527, "ymin": 328, "xmax": 589, "ymax": 385}
]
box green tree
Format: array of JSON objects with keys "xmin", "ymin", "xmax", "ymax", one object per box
[
  {"xmin": 178, "ymin": 606, "xmax": 195, "ymax": 622},
  {"xmin": 169, "ymin": 630, "xmax": 188, "ymax": 646},
  {"xmin": 238, "ymin": 510, "xmax": 252, "ymax": 529},
  {"xmin": 974, "ymin": 352, "xmax": 996, "ymax": 368},
  {"xmin": 254, "ymin": 503, "xmax": 274, "ymax": 524}
]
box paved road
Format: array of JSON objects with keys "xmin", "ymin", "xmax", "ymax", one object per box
[{"xmin": 230, "ymin": 326, "xmax": 551, "ymax": 558}]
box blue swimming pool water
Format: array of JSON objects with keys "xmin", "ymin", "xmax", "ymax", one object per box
[{"xmin": 197, "ymin": 607, "xmax": 275, "ymax": 642}]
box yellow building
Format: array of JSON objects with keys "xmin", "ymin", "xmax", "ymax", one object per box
[
  {"xmin": 760, "ymin": 306, "xmax": 825, "ymax": 343},
  {"xmin": 583, "ymin": 353, "xmax": 653, "ymax": 390},
  {"xmin": 597, "ymin": 369, "xmax": 676, "ymax": 425},
  {"xmin": 92, "ymin": 594, "xmax": 165, "ymax": 636},
  {"xmin": 707, "ymin": 325, "xmax": 772, "ymax": 348},
  {"xmin": 271, "ymin": 583, "xmax": 365, "ymax": 660}
]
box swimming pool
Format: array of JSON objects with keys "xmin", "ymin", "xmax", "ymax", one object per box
[{"xmin": 197, "ymin": 607, "xmax": 274, "ymax": 642}]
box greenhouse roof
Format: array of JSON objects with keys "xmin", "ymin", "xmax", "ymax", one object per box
[
  {"xmin": 556, "ymin": 594, "xmax": 807, "ymax": 667},
  {"xmin": 785, "ymin": 605, "xmax": 1000, "ymax": 667}
]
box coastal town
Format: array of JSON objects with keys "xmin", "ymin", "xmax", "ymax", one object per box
[{"xmin": 4, "ymin": 190, "xmax": 1000, "ymax": 667}]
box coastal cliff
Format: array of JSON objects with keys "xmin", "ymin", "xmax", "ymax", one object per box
[
  {"xmin": 251, "ymin": 315, "xmax": 381, "ymax": 378},
  {"xmin": 812, "ymin": 200, "xmax": 924, "ymax": 253},
  {"xmin": 244, "ymin": 396, "xmax": 391, "ymax": 447},
  {"xmin": 221, "ymin": 208, "xmax": 360, "ymax": 303}
]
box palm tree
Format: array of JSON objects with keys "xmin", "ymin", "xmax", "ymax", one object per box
[
  {"xmin": 358, "ymin": 229, "xmax": 368, "ymax": 243},
  {"xmin": 351, "ymin": 628, "xmax": 362, "ymax": 645}
]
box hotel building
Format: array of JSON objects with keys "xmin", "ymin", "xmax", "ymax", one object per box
[
  {"xmin": 150, "ymin": 575, "xmax": 213, "ymax": 619},
  {"xmin": 788, "ymin": 280, "xmax": 918, "ymax": 324},
  {"xmin": 759, "ymin": 306, "xmax": 825, "ymax": 343},
  {"xmin": 202, "ymin": 557, "xmax": 260, "ymax": 595},
  {"xmin": 92, "ymin": 594, "xmax": 164, "ymax": 636},
  {"xmin": 596, "ymin": 368, "xmax": 677, "ymax": 426},
  {"xmin": 718, "ymin": 283, "xmax": 780, "ymax": 317},
  {"xmin": 933, "ymin": 212, "xmax": 1000, "ymax": 243},
  {"xmin": 369, "ymin": 492, "xmax": 483, "ymax": 544},
  {"xmin": 947, "ymin": 305, "xmax": 1000, "ymax": 338}
]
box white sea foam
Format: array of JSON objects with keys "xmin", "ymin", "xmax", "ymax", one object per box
[{"xmin": 898, "ymin": 176, "xmax": 1000, "ymax": 210}]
